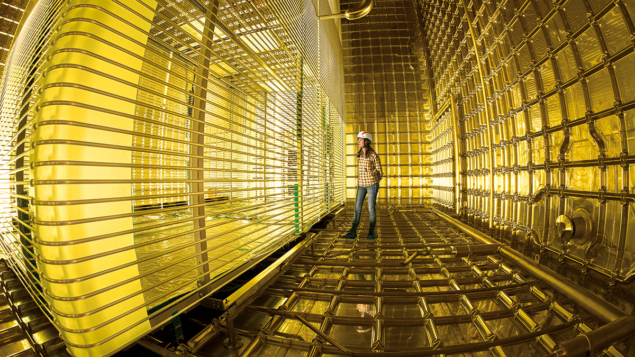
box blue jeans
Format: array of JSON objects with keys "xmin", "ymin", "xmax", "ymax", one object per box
[{"xmin": 349, "ymin": 182, "xmax": 379, "ymax": 235}]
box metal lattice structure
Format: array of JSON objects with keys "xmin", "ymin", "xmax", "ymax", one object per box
[
  {"xmin": 424, "ymin": 0, "xmax": 635, "ymax": 291},
  {"xmin": 176, "ymin": 208, "xmax": 635, "ymax": 357},
  {"xmin": 1, "ymin": 0, "xmax": 635, "ymax": 356},
  {"xmin": 0, "ymin": 0, "xmax": 345, "ymax": 355},
  {"xmin": 342, "ymin": 0, "xmax": 433, "ymax": 208}
]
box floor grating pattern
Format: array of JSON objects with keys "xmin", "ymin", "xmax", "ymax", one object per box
[
  {"xmin": 190, "ymin": 207, "xmax": 624, "ymax": 357},
  {"xmin": 0, "ymin": 260, "xmax": 69, "ymax": 357}
]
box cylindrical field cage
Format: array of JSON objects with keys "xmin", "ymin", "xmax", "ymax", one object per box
[{"xmin": 0, "ymin": 0, "xmax": 346, "ymax": 355}]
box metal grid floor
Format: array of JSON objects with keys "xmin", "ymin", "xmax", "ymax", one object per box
[
  {"xmin": 181, "ymin": 207, "xmax": 632, "ymax": 357},
  {"xmin": 0, "ymin": 260, "xmax": 69, "ymax": 357}
]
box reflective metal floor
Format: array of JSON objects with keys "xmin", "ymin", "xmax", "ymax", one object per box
[
  {"xmin": 0, "ymin": 260, "xmax": 69, "ymax": 357},
  {"xmin": 183, "ymin": 208, "xmax": 632, "ymax": 357}
]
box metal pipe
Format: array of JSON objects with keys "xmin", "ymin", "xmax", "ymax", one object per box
[
  {"xmin": 434, "ymin": 208, "xmax": 624, "ymax": 325},
  {"xmin": 266, "ymin": 282, "xmax": 529, "ymax": 297},
  {"xmin": 35, "ymin": 195, "xmax": 292, "ymax": 227},
  {"xmin": 402, "ymin": 251, "xmax": 418, "ymax": 265},
  {"xmin": 186, "ymin": 321, "xmax": 222, "ymax": 353},
  {"xmin": 297, "ymin": 315, "xmax": 352, "ymax": 355},
  {"xmin": 319, "ymin": 0, "xmax": 373, "ymax": 20},
  {"xmin": 500, "ymin": 246, "xmax": 624, "ymax": 324},
  {"xmin": 38, "ymin": 198, "xmax": 292, "ymax": 251},
  {"xmin": 555, "ymin": 315, "xmax": 635, "ymax": 357},
  {"xmin": 434, "ymin": 208, "xmax": 635, "ymax": 355},
  {"xmin": 36, "ymin": 118, "xmax": 297, "ymax": 162},
  {"xmin": 44, "ymin": 210, "xmax": 298, "ymax": 302},
  {"xmin": 433, "ymin": 210, "xmax": 499, "ymax": 245},
  {"xmin": 225, "ymin": 317, "xmax": 241, "ymax": 349},
  {"xmin": 31, "ymin": 138, "xmax": 295, "ymax": 175},
  {"xmin": 137, "ymin": 339, "xmax": 180, "ymax": 357},
  {"xmin": 33, "ymin": 184, "xmax": 294, "ymax": 206}
]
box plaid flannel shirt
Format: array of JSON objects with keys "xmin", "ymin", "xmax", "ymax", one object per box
[{"xmin": 357, "ymin": 150, "xmax": 383, "ymax": 187}]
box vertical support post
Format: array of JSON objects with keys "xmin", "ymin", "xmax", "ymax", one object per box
[
  {"xmin": 190, "ymin": 9, "xmax": 216, "ymax": 295},
  {"xmin": 322, "ymin": 94, "xmax": 329, "ymax": 215},
  {"xmin": 459, "ymin": 0, "xmax": 495, "ymax": 232},
  {"xmin": 222, "ymin": 315, "xmax": 244, "ymax": 349},
  {"xmin": 264, "ymin": 92, "xmax": 268, "ymax": 204},
  {"xmin": 450, "ymin": 95, "xmax": 462, "ymax": 216},
  {"xmin": 295, "ymin": 57, "xmax": 304, "ymax": 234}
]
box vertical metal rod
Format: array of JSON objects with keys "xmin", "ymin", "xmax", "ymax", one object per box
[
  {"xmin": 450, "ymin": 95, "xmax": 462, "ymax": 216},
  {"xmin": 459, "ymin": 0, "xmax": 496, "ymax": 232},
  {"xmin": 190, "ymin": 7, "xmax": 217, "ymax": 294},
  {"xmin": 264, "ymin": 92, "xmax": 268, "ymax": 204},
  {"xmin": 614, "ymin": 111, "xmax": 630, "ymax": 271},
  {"xmin": 226, "ymin": 317, "xmax": 237, "ymax": 346},
  {"xmin": 296, "ymin": 57, "xmax": 303, "ymax": 235}
]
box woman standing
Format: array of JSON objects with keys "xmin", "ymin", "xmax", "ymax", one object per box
[{"xmin": 343, "ymin": 131, "xmax": 383, "ymax": 239}]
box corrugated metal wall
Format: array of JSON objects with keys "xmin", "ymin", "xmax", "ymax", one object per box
[
  {"xmin": 341, "ymin": 0, "xmax": 433, "ymax": 207},
  {"xmin": 423, "ymin": 0, "xmax": 635, "ymax": 307}
]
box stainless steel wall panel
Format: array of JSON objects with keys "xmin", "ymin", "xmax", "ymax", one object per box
[{"xmin": 424, "ymin": 0, "xmax": 635, "ymax": 325}]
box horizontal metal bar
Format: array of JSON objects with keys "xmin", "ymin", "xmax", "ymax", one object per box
[
  {"xmin": 257, "ymin": 318, "xmax": 576, "ymax": 356},
  {"xmin": 269, "ymin": 281, "xmax": 530, "ymax": 297},
  {"xmin": 217, "ymin": 236, "xmax": 321, "ymax": 312}
]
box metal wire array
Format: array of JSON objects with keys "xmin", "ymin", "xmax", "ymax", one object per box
[
  {"xmin": 0, "ymin": 0, "xmax": 346, "ymax": 355},
  {"xmin": 422, "ymin": 0, "xmax": 635, "ymax": 289}
]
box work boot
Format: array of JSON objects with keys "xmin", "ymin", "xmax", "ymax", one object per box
[{"xmin": 342, "ymin": 232, "xmax": 357, "ymax": 239}]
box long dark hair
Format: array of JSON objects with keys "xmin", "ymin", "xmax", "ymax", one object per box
[{"xmin": 357, "ymin": 138, "xmax": 375, "ymax": 158}]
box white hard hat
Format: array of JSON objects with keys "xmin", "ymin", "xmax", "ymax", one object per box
[{"xmin": 357, "ymin": 131, "xmax": 372, "ymax": 141}]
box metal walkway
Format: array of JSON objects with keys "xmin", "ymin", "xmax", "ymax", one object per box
[{"xmin": 170, "ymin": 207, "xmax": 632, "ymax": 357}]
